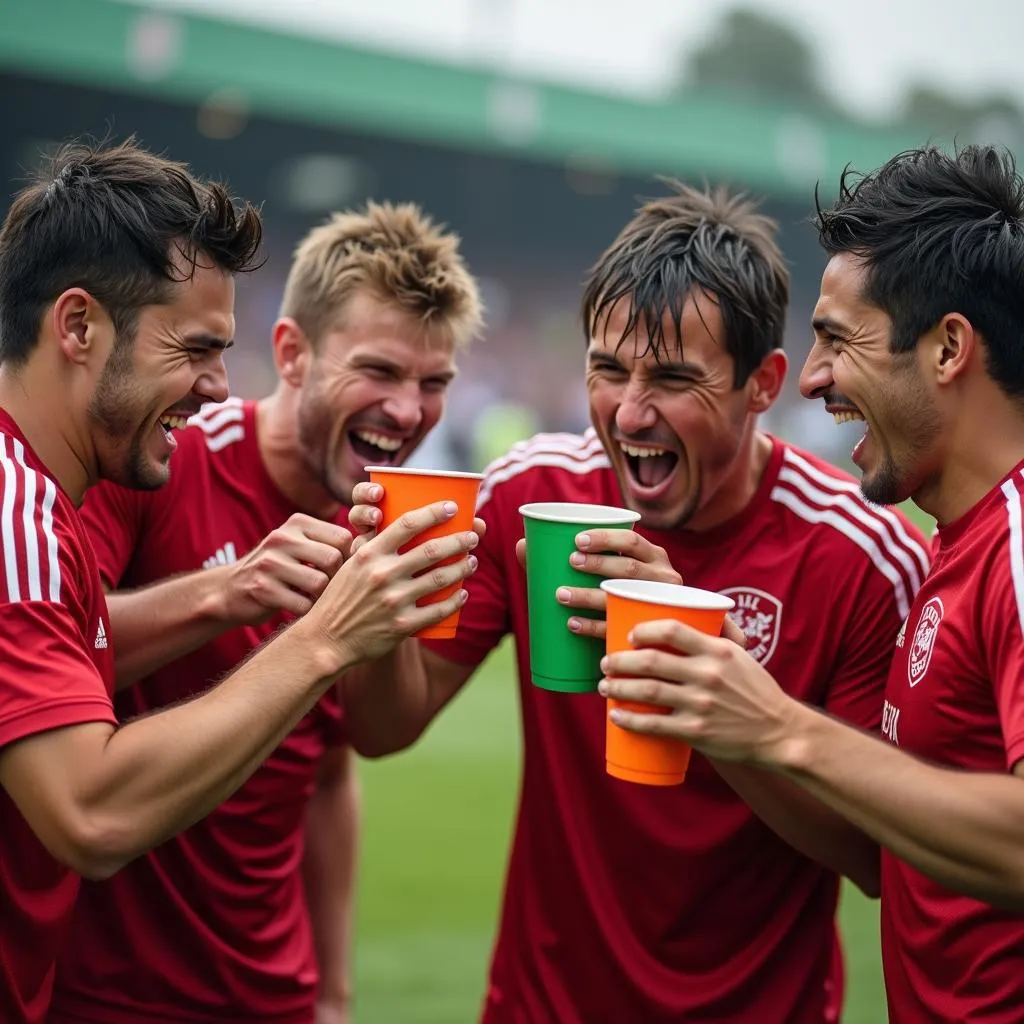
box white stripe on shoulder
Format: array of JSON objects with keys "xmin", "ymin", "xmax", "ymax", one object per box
[
  {"xmin": 0, "ymin": 432, "xmax": 61, "ymax": 603},
  {"xmin": 482, "ymin": 429, "xmax": 605, "ymax": 478},
  {"xmin": 1000, "ymin": 476, "xmax": 1024, "ymax": 635},
  {"xmin": 777, "ymin": 462, "xmax": 924, "ymax": 595},
  {"xmin": 190, "ymin": 403, "xmax": 245, "ymax": 435},
  {"xmin": 782, "ymin": 448, "xmax": 930, "ymax": 579},
  {"xmin": 771, "ymin": 483, "xmax": 911, "ymax": 619},
  {"xmin": 478, "ymin": 431, "xmax": 610, "ymax": 511}
]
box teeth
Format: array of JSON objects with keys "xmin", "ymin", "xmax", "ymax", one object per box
[
  {"xmin": 620, "ymin": 442, "xmax": 669, "ymax": 458},
  {"xmin": 158, "ymin": 415, "xmax": 189, "ymax": 431},
  {"xmin": 354, "ymin": 429, "xmax": 402, "ymax": 452},
  {"xmin": 832, "ymin": 411, "xmax": 865, "ymax": 425}
]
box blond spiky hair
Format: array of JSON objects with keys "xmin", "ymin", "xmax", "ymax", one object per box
[{"xmin": 280, "ymin": 200, "xmax": 483, "ymax": 348}]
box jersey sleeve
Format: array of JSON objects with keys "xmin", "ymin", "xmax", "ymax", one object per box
[
  {"xmin": 827, "ymin": 560, "xmax": 918, "ymax": 732},
  {"xmin": 982, "ymin": 544, "xmax": 1024, "ymax": 770},
  {"xmin": 78, "ymin": 481, "xmax": 150, "ymax": 589},
  {"xmin": 0, "ymin": 601, "xmax": 115, "ymax": 749},
  {"xmin": 420, "ymin": 480, "xmax": 512, "ymax": 668}
]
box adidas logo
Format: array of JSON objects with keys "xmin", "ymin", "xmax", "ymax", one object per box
[
  {"xmin": 94, "ymin": 618, "xmax": 108, "ymax": 650},
  {"xmin": 203, "ymin": 542, "xmax": 238, "ymax": 570}
]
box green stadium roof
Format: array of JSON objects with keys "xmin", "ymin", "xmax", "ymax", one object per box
[{"xmin": 0, "ymin": 0, "xmax": 925, "ymax": 197}]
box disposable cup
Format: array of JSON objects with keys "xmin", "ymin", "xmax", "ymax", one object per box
[
  {"xmin": 519, "ymin": 501, "xmax": 641, "ymax": 692},
  {"xmin": 601, "ymin": 579, "xmax": 734, "ymax": 785},
  {"xmin": 367, "ymin": 466, "xmax": 483, "ymax": 640}
]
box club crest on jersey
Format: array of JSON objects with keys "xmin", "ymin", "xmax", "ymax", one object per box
[
  {"xmin": 908, "ymin": 596, "xmax": 944, "ymax": 688},
  {"xmin": 719, "ymin": 587, "xmax": 782, "ymax": 665}
]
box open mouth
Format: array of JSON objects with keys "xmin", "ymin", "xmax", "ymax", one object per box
[
  {"xmin": 157, "ymin": 412, "xmax": 192, "ymax": 438},
  {"xmin": 620, "ymin": 441, "xmax": 679, "ymax": 489},
  {"xmin": 827, "ymin": 405, "xmax": 870, "ymax": 463},
  {"xmin": 349, "ymin": 428, "xmax": 403, "ymax": 466}
]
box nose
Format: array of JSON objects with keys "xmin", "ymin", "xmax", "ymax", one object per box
[
  {"xmin": 381, "ymin": 381, "xmax": 424, "ymax": 433},
  {"xmin": 196, "ymin": 352, "xmax": 230, "ymax": 405},
  {"xmin": 798, "ymin": 345, "xmax": 834, "ymax": 401},
  {"xmin": 614, "ymin": 379, "xmax": 658, "ymax": 435}
]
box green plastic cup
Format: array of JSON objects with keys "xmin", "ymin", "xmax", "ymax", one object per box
[{"xmin": 519, "ymin": 501, "xmax": 642, "ymax": 692}]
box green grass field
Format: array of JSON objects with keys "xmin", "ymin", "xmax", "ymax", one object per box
[{"xmin": 353, "ymin": 502, "xmax": 934, "ymax": 1022}]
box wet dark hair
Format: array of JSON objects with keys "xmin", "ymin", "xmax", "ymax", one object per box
[
  {"xmin": 581, "ymin": 180, "xmax": 790, "ymax": 387},
  {"xmin": 0, "ymin": 136, "xmax": 264, "ymax": 366},
  {"xmin": 815, "ymin": 144, "xmax": 1024, "ymax": 398}
]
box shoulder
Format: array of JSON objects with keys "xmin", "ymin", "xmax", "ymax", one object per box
[
  {"xmin": 770, "ymin": 443, "xmax": 931, "ymax": 618},
  {"xmin": 185, "ymin": 397, "xmax": 249, "ymax": 454},
  {"xmin": 0, "ymin": 428, "xmax": 79, "ymax": 603},
  {"xmin": 478, "ymin": 428, "xmax": 610, "ymax": 511}
]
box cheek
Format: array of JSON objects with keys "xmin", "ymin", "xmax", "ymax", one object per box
[
  {"xmin": 421, "ymin": 394, "xmax": 446, "ymax": 430},
  {"xmin": 587, "ymin": 380, "xmax": 621, "ymax": 420}
]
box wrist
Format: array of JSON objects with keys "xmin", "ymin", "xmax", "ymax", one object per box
[
  {"xmin": 196, "ymin": 565, "xmax": 236, "ymax": 625},
  {"xmin": 285, "ymin": 618, "xmax": 357, "ymax": 682},
  {"xmin": 759, "ymin": 700, "xmax": 828, "ymax": 775}
]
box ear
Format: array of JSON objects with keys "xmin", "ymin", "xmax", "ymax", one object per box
[
  {"xmin": 272, "ymin": 318, "xmax": 312, "ymax": 387},
  {"xmin": 51, "ymin": 288, "xmax": 107, "ymax": 367},
  {"xmin": 746, "ymin": 349, "xmax": 788, "ymax": 414},
  {"xmin": 930, "ymin": 314, "xmax": 976, "ymax": 386}
]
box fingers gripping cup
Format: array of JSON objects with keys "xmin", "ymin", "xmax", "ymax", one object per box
[
  {"xmin": 519, "ymin": 502, "xmax": 641, "ymax": 693},
  {"xmin": 367, "ymin": 466, "xmax": 484, "ymax": 640},
  {"xmin": 601, "ymin": 579, "xmax": 735, "ymax": 786}
]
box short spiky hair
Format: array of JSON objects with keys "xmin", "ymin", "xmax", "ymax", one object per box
[
  {"xmin": 280, "ymin": 201, "xmax": 483, "ymax": 349},
  {"xmin": 581, "ymin": 180, "xmax": 789, "ymax": 387},
  {"xmin": 0, "ymin": 136, "xmax": 263, "ymax": 366},
  {"xmin": 815, "ymin": 144, "xmax": 1024, "ymax": 398}
]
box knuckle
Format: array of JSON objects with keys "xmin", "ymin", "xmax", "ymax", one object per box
[
  {"xmin": 399, "ymin": 511, "xmax": 420, "ymax": 532},
  {"xmin": 421, "ymin": 539, "xmax": 443, "ymax": 562},
  {"xmin": 636, "ymin": 649, "xmax": 660, "ymax": 675},
  {"xmin": 625, "ymin": 558, "xmax": 643, "ymax": 580},
  {"xmin": 638, "ymin": 680, "xmax": 661, "ymax": 703},
  {"xmin": 366, "ymin": 566, "xmax": 391, "ymax": 590}
]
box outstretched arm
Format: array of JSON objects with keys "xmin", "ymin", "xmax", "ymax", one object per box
[
  {"xmin": 0, "ymin": 502, "xmax": 478, "ymax": 880},
  {"xmin": 601, "ymin": 623, "xmax": 1024, "ymax": 909}
]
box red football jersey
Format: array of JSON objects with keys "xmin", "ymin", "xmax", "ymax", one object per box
[
  {"xmin": 423, "ymin": 429, "xmax": 929, "ymax": 1023},
  {"xmin": 0, "ymin": 409, "xmax": 116, "ymax": 1024},
  {"xmin": 49, "ymin": 400, "xmax": 347, "ymax": 1024},
  {"xmin": 880, "ymin": 458, "xmax": 1024, "ymax": 1023}
]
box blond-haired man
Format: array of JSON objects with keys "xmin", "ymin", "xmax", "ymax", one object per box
[{"xmin": 48, "ymin": 201, "xmax": 483, "ymax": 1024}]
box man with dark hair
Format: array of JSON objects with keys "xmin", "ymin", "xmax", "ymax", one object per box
[
  {"xmin": 0, "ymin": 139, "xmax": 478, "ymax": 1024},
  {"xmin": 344, "ymin": 181, "xmax": 928, "ymax": 1022},
  {"xmin": 50, "ymin": 201, "xmax": 484, "ymax": 1024},
  {"xmin": 598, "ymin": 146, "xmax": 1024, "ymax": 1021}
]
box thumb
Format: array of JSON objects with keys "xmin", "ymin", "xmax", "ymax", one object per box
[
  {"xmin": 722, "ymin": 615, "xmax": 749, "ymax": 649},
  {"xmin": 515, "ymin": 538, "xmax": 526, "ymax": 570}
]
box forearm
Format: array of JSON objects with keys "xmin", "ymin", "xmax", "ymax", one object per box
[
  {"xmin": 712, "ymin": 760, "xmax": 880, "ymax": 897},
  {"xmin": 776, "ymin": 705, "xmax": 1024, "ymax": 908},
  {"xmin": 107, "ymin": 566, "xmax": 235, "ymax": 688},
  {"xmin": 304, "ymin": 751, "xmax": 361, "ymax": 1009},
  {"xmin": 72, "ymin": 625, "xmax": 343, "ymax": 876},
  {"xmin": 338, "ymin": 640, "xmax": 441, "ymax": 757}
]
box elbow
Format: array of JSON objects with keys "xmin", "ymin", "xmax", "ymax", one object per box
[
  {"xmin": 351, "ymin": 724, "xmax": 424, "ymax": 760},
  {"xmin": 851, "ymin": 872, "xmax": 882, "ymax": 900},
  {"xmin": 55, "ymin": 812, "xmax": 137, "ymax": 881}
]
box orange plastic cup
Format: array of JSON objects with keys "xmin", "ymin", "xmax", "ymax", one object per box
[
  {"xmin": 367, "ymin": 466, "xmax": 483, "ymax": 640},
  {"xmin": 600, "ymin": 579, "xmax": 735, "ymax": 786}
]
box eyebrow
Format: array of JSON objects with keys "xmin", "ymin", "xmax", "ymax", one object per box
[
  {"xmin": 588, "ymin": 350, "xmax": 704, "ymax": 375},
  {"xmin": 811, "ymin": 316, "xmax": 849, "ymax": 336},
  {"xmin": 352, "ymin": 354, "xmax": 458, "ymax": 381},
  {"xmin": 185, "ymin": 333, "xmax": 234, "ymax": 351}
]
